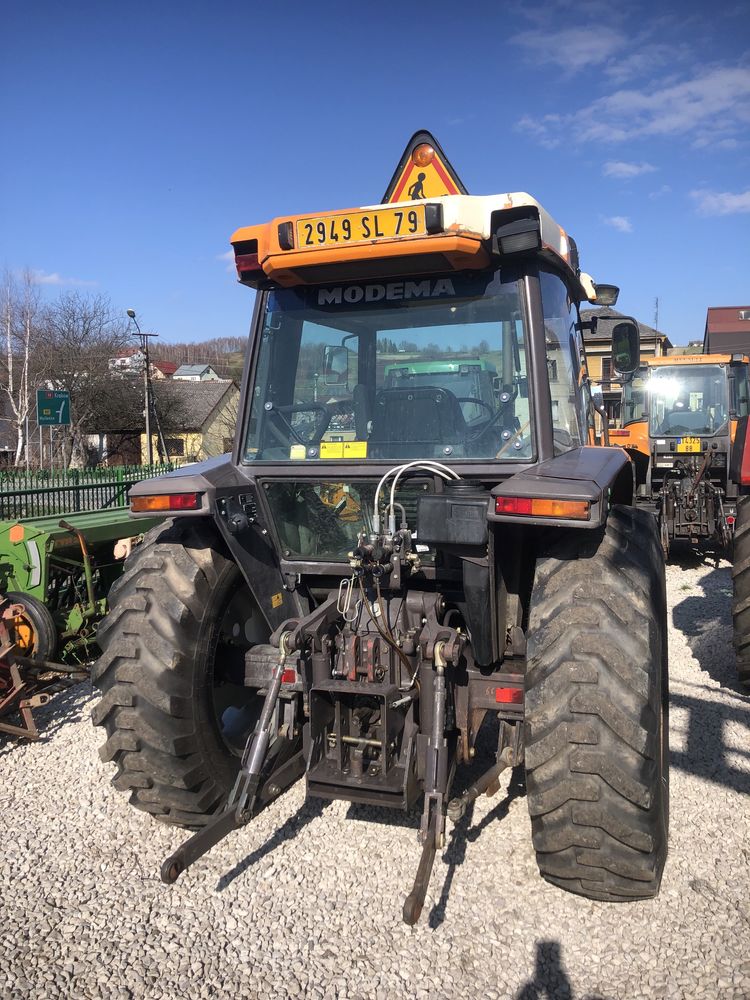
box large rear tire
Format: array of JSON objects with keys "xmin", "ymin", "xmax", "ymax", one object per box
[
  {"xmin": 92, "ymin": 518, "xmax": 267, "ymax": 827},
  {"xmin": 525, "ymin": 505, "xmax": 669, "ymax": 901}
]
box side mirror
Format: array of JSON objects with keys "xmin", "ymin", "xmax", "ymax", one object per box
[
  {"xmin": 612, "ymin": 319, "xmax": 640, "ymax": 377},
  {"xmin": 323, "ymin": 345, "xmax": 349, "ymax": 386}
]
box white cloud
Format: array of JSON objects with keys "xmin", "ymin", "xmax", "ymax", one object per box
[
  {"xmin": 218, "ymin": 249, "xmax": 236, "ymax": 275},
  {"xmin": 603, "ymin": 160, "xmax": 657, "ymax": 179},
  {"xmin": 510, "ymin": 26, "xmax": 625, "ymax": 74},
  {"xmin": 518, "ymin": 65, "xmax": 750, "ymax": 148},
  {"xmin": 601, "ymin": 215, "xmax": 633, "ymax": 233},
  {"xmin": 603, "ymin": 41, "xmax": 692, "ymax": 84},
  {"xmin": 649, "ymin": 184, "xmax": 672, "ymax": 200},
  {"xmin": 30, "ymin": 270, "xmax": 96, "ymax": 287},
  {"xmin": 690, "ymin": 188, "xmax": 750, "ymax": 216}
]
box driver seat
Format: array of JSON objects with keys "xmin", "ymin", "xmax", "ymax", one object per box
[{"xmin": 368, "ymin": 386, "xmax": 467, "ymax": 458}]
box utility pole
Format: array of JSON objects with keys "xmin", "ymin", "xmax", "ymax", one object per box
[
  {"xmin": 654, "ymin": 297, "xmax": 659, "ymax": 334},
  {"xmin": 127, "ymin": 309, "xmax": 160, "ymax": 466}
]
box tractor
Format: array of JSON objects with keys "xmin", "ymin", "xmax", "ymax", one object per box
[
  {"xmin": 93, "ymin": 132, "xmax": 668, "ymax": 922},
  {"xmin": 614, "ymin": 352, "xmax": 750, "ymax": 685}
]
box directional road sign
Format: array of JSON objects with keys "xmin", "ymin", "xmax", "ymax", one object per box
[{"xmin": 37, "ymin": 389, "xmax": 71, "ymax": 426}]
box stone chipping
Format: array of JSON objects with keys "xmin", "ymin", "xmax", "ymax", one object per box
[{"xmin": 1, "ymin": 555, "xmax": 749, "ymax": 1000}]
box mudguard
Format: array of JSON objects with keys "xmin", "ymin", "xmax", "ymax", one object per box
[{"xmin": 489, "ymin": 446, "xmax": 634, "ymax": 529}]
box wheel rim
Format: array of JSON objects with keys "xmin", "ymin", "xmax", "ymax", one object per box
[
  {"xmin": 209, "ymin": 582, "xmax": 266, "ymax": 756},
  {"xmin": 11, "ymin": 612, "xmax": 39, "ymax": 656}
]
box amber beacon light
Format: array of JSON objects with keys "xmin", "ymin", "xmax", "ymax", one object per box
[{"xmin": 412, "ymin": 144, "xmax": 435, "ymax": 167}]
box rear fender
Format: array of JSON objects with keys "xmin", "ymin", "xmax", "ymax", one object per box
[{"xmin": 489, "ymin": 446, "xmax": 634, "ymax": 530}]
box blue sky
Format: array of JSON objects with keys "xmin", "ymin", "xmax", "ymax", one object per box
[{"xmin": 2, "ymin": 0, "xmax": 749, "ymax": 347}]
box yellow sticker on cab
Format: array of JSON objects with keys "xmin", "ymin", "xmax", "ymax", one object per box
[{"xmin": 295, "ymin": 205, "xmax": 426, "ymax": 251}]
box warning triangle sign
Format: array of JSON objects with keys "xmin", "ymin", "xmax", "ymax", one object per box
[{"xmin": 382, "ymin": 130, "xmax": 468, "ymax": 204}]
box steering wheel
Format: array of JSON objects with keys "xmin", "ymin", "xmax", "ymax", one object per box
[
  {"xmin": 271, "ymin": 401, "xmax": 334, "ymax": 443},
  {"xmin": 454, "ymin": 397, "xmax": 495, "ymax": 420},
  {"xmin": 464, "ymin": 401, "xmax": 517, "ymax": 444}
]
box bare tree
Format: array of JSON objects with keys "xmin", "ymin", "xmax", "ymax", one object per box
[
  {"xmin": 35, "ymin": 292, "xmax": 132, "ymax": 467},
  {"xmin": 0, "ymin": 270, "xmax": 42, "ymax": 466}
]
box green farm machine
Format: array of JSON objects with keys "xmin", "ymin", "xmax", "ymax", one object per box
[{"xmin": 0, "ymin": 470, "xmax": 167, "ymax": 739}]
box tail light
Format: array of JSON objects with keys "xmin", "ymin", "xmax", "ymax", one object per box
[
  {"xmin": 233, "ymin": 238, "xmax": 262, "ymax": 279},
  {"xmin": 495, "ymin": 687, "xmax": 523, "ymax": 704},
  {"xmin": 494, "ymin": 496, "xmax": 590, "ymax": 520},
  {"xmin": 131, "ymin": 493, "xmax": 201, "ymax": 513}
]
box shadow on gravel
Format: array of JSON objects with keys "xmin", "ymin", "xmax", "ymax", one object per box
[
  {"xmin": 515, "ymin": 940, "xmax": 613, "ymax": 1000},
  {"xmin": 428, "ymin": 765, "xmax": 525, "ymax": 929},
  {"xmin": 515, "ymin": 940, "xmax": 573, "ymax": 999},
  {"xmin": 215, "ymin": 796, "xmax": 331, "ymax": 891},
  {"xmin": 670, "ymin": 685, "xmax": 750, "ymax": 795},
  {"xmin": 0, "ymin": 681, "xmax": 91, "ymax": 759},
  {"xmin": 671, "ymin": 561, "xmax": 738, "ymax": 691}
]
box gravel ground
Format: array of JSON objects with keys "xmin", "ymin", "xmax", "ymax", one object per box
[{"xmin": 2, "ymin": 555, "xmax": 750, "ymax": 1000}]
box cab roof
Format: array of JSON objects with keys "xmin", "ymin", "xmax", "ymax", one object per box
[
  {"xmin": 229, "ymin": 131, "xmax": 604, "ymax": 304},
  {"xmin": 646, "ymin": 354, "xmax": 747, "ymax": 367}
]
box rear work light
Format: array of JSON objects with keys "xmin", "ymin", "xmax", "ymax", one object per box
[
  {"xmin": 495, "ymin": 496, "xmax": 591, "ymax": 520},
  {"xmin": 131, "ymin": 493, "xmax": 202, "ymax": 513}
]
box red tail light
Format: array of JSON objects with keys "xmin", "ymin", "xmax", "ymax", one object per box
[
  {"xmin": 235, "ymin": 253, "xmax": 262, "ymax": 277},
  {"xmin": 233, "ymin": 238, "xmax": 262, "ymax": 279},
  {"xmin": 495, "ymin": 687, "xmax": 523, "ymax": 704},
  {"xmin": 495, "ymin": 496, "xmax": 590, "ymax": 520}
]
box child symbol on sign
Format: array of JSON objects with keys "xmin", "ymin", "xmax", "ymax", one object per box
[{"xmin": 408, "ymin": 173, "xmax": 426, "ymax": 199}]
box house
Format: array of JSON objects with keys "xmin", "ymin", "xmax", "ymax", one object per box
[
  {"xmin": 580, "ymin": 308, "xmax": 673, "ymax": 424},
  {"xmin": 109, "ymin": 350, "xmax": 176, "ymax": 380},
  {"xmin": 140, "ymin": 380, "xmax": 240, "ymax": 463},
  {"xmin": 109, "ymin": 347, "xmax": 146, "ymax": 372},
  {"xmin": 173, "ymin": 364, "xmax": 222, "ymax": 381},
  {"xmin": 703, "ymin": 306, "xmax": 750, "ymax": 355},
  {"xmin": 152, "ymin": 360, "xmax": 178, "ymax": 378}
]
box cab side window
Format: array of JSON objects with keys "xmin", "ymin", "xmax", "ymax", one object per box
[{"xmin": 539, "ymin": 271, "xmax": 584, "ymax": 452}]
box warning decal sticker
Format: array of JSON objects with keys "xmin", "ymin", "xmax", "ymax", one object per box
[{"xmin": 382, "ymin": 130, "xmax": 467, "ymax": 204}]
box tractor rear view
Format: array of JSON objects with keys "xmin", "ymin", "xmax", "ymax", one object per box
[
  {"xmin": 616, "ymin": 353, "xmax": 750, "ymax": 685},
  {"xmin": 616, "ymin": 353, "xmax": 748, "ymax": 555},
  {"xmin": 93, "ymin": 132, "xmax": 668, "ymax": 922}
]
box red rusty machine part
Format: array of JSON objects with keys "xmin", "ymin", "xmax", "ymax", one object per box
[{"xmin": 0, "ymin": 594, "xmax": 86, "ymax": 741}]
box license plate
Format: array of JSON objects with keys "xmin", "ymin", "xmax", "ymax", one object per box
[
  {"xmin": 676, "ymin": 436, "xmax": 701, "ymax": 452},
  {"xmin": 296, "ymin": 205, "xmax": 427, "ymax": 250}
]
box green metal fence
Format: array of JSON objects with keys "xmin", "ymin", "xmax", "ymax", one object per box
[{"xmin": 0, "ymin": 463, "xmax": 180, "ymax": 520}]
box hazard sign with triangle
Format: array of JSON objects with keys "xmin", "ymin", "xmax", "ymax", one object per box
[{"xmin": 382, "ymin": 130, "xmax": 468, "ymax": 204}]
